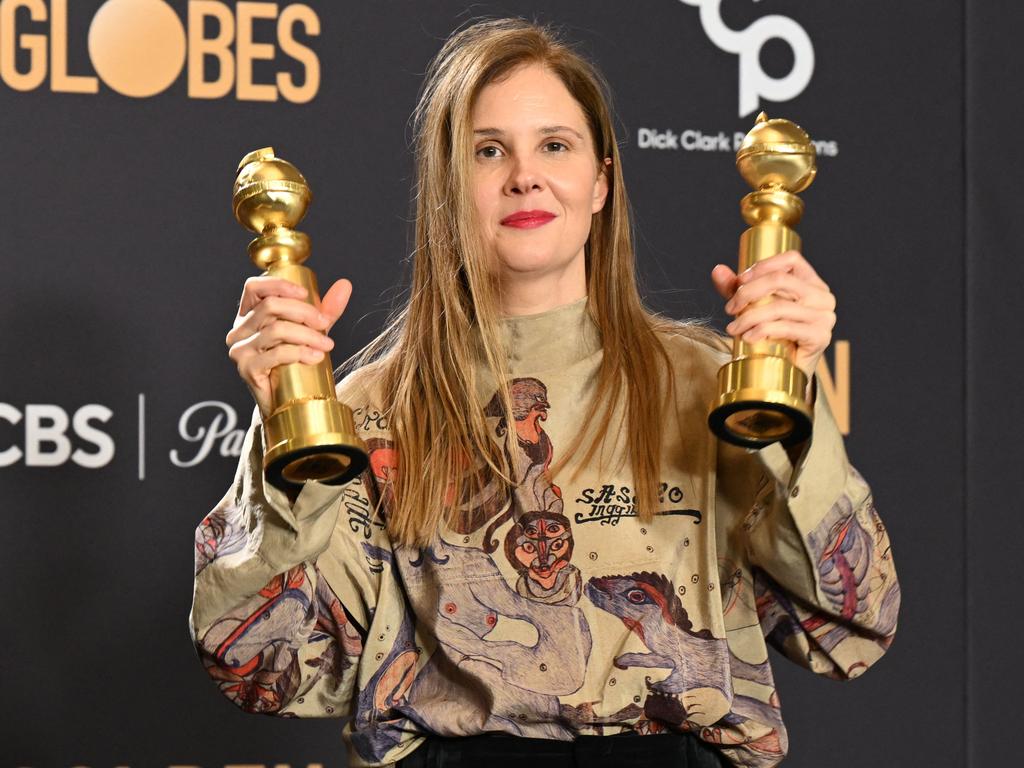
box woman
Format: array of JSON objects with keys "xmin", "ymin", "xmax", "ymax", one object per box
[{"xmin": 190, "ymin": 18, "xmax": 900, "ymax": 768}]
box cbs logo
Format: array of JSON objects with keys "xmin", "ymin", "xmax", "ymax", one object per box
[
  {"xmin": 0, "ymin": 0, "xmax": 320, "ymax": 102},
  {"xmin": 0, "ymin": 403, "xmax": 114, "ymax": 468}
]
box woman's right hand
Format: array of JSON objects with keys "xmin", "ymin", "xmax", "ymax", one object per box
[{"xmin": 226, "ymin": 276, "xmax": 353, "ymax": 419}]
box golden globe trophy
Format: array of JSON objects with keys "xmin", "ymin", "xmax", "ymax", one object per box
[
  {"xmin": 233, "ymin": 148, "xmax": 368, "ymax": 490},
  {"xmin": 708, "ymin": 113, "xmax": 817, "ymax": 448}
]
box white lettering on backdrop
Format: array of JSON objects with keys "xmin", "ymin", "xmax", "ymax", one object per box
[
  {"xmin": 0, "ymin": 402, "xmax": 114, "ymax": 468},
  {"xmin": 679, "ymin": 0, "xmax": 815, "ymax": 117},
  {"xmin": 170, "ymin": 400, "xmax": 245, "ymax": 468}
]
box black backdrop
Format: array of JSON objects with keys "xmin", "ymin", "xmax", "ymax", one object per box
[{"xmin": 0, "ymin": 1, "xmax": 1016, "ymax": 765}]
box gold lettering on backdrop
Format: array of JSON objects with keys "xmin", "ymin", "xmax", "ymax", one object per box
[
  {"xmin": 51, "ymin": 0, "xmax": 97, "ymax": 92},
  {"xmin": 87, "ymin": 0, "xmax": 186, "ymax": 97},
  {"xmin": 276, "ymin": 2, "xmax": 318, "ymax": 103},
  {"xmin": 0, "ymin": 0, "xmax": 321, "ymax": 101},
  {"xmin": 0, "ymin": 0, "xmax": 47, "ymax": 91},
  {"xmin": 188, "ymin": 0, "xmax": 235, "ymax": 99},
  {"xmin": 236, "ymin": 1, "xmax": 277, "ymax": 101},
  {"xmin": 815, "ymin": 340, "xmax": 850, "ymax": 434}
]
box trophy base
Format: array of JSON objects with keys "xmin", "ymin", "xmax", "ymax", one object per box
[
  {"xmin": 263, "ymin": 398, "xmax": 368, "ymax": 490},
  {"xmin": 709, "ymin": 356, "xmax": 813, "ymax": 448},
  {"xmin": 708, "ymin": 397, "xmax": 812, "ymax": 448},
  {"xmin": 266, "ymin": 442, "xmax": 369, "ymax": 490}
]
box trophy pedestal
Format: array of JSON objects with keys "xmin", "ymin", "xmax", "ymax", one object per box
[
  {"xmin": 709, "ymin": 347, "xmax": 811, "ymax": 448},
  {"xmin": 264, "ymin": 397, "xmax": 368, "ymax": 488}
]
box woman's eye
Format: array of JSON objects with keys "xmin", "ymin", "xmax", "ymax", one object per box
[
  {"xmin": 476, "ymin": 145, "xmax": 502, "ymax": 158},
  {"xmin": 544, "ymin": 141, "xmax": 567, "ymax": 152}
]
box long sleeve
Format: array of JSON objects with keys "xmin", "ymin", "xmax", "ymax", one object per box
[
  {"xmin": 720, "ymin": 380, "xmax": 901, "ymax": 681},
  {"xmin": 188, "ymin": 404, "xmax": 382, "ymax": 716}
]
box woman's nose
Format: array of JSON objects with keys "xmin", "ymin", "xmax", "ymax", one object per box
[{"xmin": 505, "ymin": 154, "xmax": 543, "ymax": 195}]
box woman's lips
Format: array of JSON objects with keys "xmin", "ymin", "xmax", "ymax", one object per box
[{"xmin": 501, "ymin": 210, "xmax": 556, "ymax": 228}]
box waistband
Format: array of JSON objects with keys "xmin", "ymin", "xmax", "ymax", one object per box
[{"xmin": 396, "ymin": 731, "xmax": 729, "ymax": 768}]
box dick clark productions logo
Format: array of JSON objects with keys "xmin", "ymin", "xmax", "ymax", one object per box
[
  {"xmin": 0, "ymin": 0, "xmax": 320, "ymax": 101},
  {"xmin": 680, "ymin": 0, "xmax": 814, "ymax": 117}
]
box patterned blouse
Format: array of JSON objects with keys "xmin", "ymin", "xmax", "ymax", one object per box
[{"xmin": 189, "ymin": 297, "xmax": 900, "ymax": 767}]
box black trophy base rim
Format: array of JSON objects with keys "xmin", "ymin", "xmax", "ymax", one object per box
[
  {"xmin": 708, "ymin": 400, "xmax": 812, "ymax": 449},
  {"xmin": 266, "ymin": 444, "xmax": 369, "ymax": 492}
]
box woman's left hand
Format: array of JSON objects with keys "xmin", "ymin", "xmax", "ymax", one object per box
[{"xmin": 710, "ymin": 250, "xmax": 836, "ymax": 382}]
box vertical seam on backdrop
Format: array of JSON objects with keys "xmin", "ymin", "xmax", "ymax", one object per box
[{"xmin": 962, "ymin": 0, "xmax": 971, "ymax": 765}]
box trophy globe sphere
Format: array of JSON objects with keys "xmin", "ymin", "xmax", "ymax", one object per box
[
  {"xmin": 736, "ymin": 113, "xmax": 817, "ymax": 194},
  {"xmin": 233, "ymin": 148, "xmax": 312, "ymax": 234}
]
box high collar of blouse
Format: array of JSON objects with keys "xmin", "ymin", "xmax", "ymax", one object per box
[{"xmin": 488, "ymin": 295, "xmax": 603, "ymax": 375}]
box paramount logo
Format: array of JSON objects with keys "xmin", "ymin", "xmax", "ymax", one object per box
[{"xmin": 170, "ymin": 400, "xmax": 248, "ymax": 468}]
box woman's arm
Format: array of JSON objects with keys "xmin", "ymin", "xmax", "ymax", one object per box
[
  {"xmin": 712, "ymin": 250, "xmax": 899, "ymax": 679},
  {"xmin": 189, "ymin": 410, "xmax": 380, "ymax": 715},
  {"xmin": 723, "ymin": 387, "xmax": 901, "ymax": 681}
]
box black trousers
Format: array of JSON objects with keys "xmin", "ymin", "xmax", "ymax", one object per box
[{"xmin": 395, "ymin": 732, "xmax": 730, "ymax": 768}]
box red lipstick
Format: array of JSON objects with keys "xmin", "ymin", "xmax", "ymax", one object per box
[{"xmin": 501, "ymin": 209, "xmax": 556, "ymax": 228}]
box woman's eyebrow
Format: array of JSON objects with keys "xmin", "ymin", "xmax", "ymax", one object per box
[{"xmin": 473, "ymin": 125, "xmax": 585, "ymax": 140}]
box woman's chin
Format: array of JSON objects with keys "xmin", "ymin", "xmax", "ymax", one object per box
[{"xmin": 495, "ymin": 253, "xmax": 578, "ymax": 278}]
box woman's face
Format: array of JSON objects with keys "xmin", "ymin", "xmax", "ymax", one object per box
[{"xmin": 470, "ymin": 63, "xmax": 609, "ymax": 284}]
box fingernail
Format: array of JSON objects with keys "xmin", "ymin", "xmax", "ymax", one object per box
[{"xmin": 317, "ymin": 313, "xmax": 329, "ymax": 326}]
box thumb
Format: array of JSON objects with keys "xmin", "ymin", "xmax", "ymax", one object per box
[
  {"xmin": 320, "ymin": 278, "xmax": 353, "ymax": 330},
  {"xmin": 710, "ymin": 264, "xmax": 738, "ymax": 300}
]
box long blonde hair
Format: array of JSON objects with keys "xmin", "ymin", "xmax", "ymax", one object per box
[{"xmin": 345, "ymin": 18, "xmax": 715, "ymax": 547}]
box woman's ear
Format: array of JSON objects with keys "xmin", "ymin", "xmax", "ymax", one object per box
[{"xmin": 592, "ymin": 157, "xmax": 612, "ymax": 213}]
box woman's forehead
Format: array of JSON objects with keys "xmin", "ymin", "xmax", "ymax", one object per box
[{"xmin": 471, "ymin": 64, "xmax": 589, "ymax": 135}]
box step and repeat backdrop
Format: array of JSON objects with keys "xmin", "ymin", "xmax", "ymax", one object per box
[{"xmin": 0, "ymin": 1, "xmax": 1015, "ymax": 766}]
